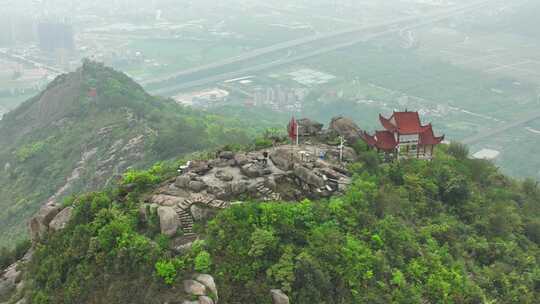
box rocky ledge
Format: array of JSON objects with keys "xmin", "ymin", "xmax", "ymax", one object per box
[{"xmin": 139, "ymin": 142, "xmax": 357, "ymax": 249}]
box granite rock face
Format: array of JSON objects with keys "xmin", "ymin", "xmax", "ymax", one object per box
[
  {"xmin": 182, "ymin": 274, "xmax": 219, "ymax": 304},
  {"xmin": 157, "ymin": 206, "xmax": 180, "ymax": 236},
  {"xmin": 329, "ymin": 116, "xmax": 362, "ymax": 143},
  {"xmin": 146, "ymin": 141, "xmax": 354, "ymax": 238},
  {"xmin": 28, "ymin": 203, "xmax": 61, "ymax": 241},
  {"xmin": 270, "ymin": 289, "xmax": 290, "ymax": 304},
  {"xmin": 48, "ymin": 207, "xmax": 73, "ymax": 232}
]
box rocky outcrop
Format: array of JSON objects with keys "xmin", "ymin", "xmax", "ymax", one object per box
[
  {"xmin": 189, "ymin": 181, "xmax": 208, "ymax": 192},
  {"xmin": 48, "ymin": 207, "xmax": 73, "ymax": 232},
  {"xmin": 294, "ymin": 164, "xmax": 325, "ymax": 188},
  {"xmin": 214, "ymin": 170, "xmax": 233, "ymax": 182},
  {"xmin": 297, "ymin": 118, "xmax": 324, "ymax": 137},
  {"xmin": 28, "ymin": 203, "xmax": 61, "ymax": 241},
  {"xmin": 183, "ymin": 280, "xmax": 207, "ymax": 296},
  {"xmin": 145, "ymin": 143, "xmax": 354, "ymax": 239},
  {"xmin": 269, "ymin": 148, "xmax": 298, "ymax": 171},
  {"xmin": 198, "ymin": 296, "xmax": 214, "ymax": 304},
  {"xmin": 194, "ymin": 274, "xmax": 218, "ymax": 300},
  {"xmin": 0, "ymin": 264, "xmax": 20, "ymax": 301},
  {"xmin": 157, "ymin": 206, "xmax": 180, "ymax": 236},
  {"xmin": 270, "ymin": 289, "xmax": 290, "ymax": 304},
  {"xmin": 182, "ymin": 274, "xmax": 218, "ymax": 304},
  {"xmin": 329, "ymin": 116, "xmax": 362, "ymax": 143},
  {"xmin": 241, "ymin": 163, "xmax": 271, "ymax": 178},
  {"xmin": 218, "ymin": 151, "xmax": 235, "ymax": 160}
]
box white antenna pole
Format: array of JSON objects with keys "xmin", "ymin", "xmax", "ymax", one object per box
[
  {"xmin": 296, "ymin": 123, "xmax": 299, "ymax": 146},
  {"xmin": 339, "ymin": 136, "xmax": 344, "ymax": 163}
]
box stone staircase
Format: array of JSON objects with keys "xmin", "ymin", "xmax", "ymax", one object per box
[
  {"xmin": 174, "ymin": 194, "xmax": 228, "ymax": 235},
  {"xmin": 256, "ymin": 182, "xmax": 281, "ymax": 201},
  {"xmin": 176, "ymin": 207, "xmax": 194, "ymax": 234}
]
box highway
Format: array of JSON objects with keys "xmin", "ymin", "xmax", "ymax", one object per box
[
  {"xmin": 0, "ymin": 49, "xmax": 66, "ymax": 75},
  {"xmin": 148, "ymin": 0, "xmax": 499, "ymax": 96},
  {"xmin": 462, "ymin": 111, "xmax": 540, "ymax": 145}
]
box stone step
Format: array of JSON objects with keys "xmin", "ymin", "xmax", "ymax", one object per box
[{"xmin": 178, "ymin": 202, "xmax": 191, "ymax": 210}]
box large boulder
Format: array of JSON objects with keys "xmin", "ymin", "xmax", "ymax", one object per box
[
  {"xmin": 329, "ymin": 116, "xmax": 362, "ymax": 143},
  {"xmin": 215, "ymin": 170, "xmax": 233, "ymax": 182},
  {"xmin": 234, "ymin": 154, "xmax": 250, "ymax": 166},
  {"xmin": 229, "ymin": 181, "xmax": 248, "ymax": 196},
  {"xmin": 241, "ymin": 163, "xmax": 270, "ymax": 178},
  {"xmin": 190, "ymin": 205, "xmax": 213, "ymax": 222},
  {"xmin": 175, "ymin": 175, "xmax": 191, "ymax": 188},
  {"xmin": 151, "ymin": 194, "xmax": 185, "ymax": 207},
  {"xmin": 194, "ymin": 274, "xmax": 218, "ymax": 300},
  {"xmin": 189, "ymin": 181, "xmax": 208, "ymax": 193},
  {"xmin": 28, "ymin": 203, "xmax": 61, "ymax": 241},
  {"xmin": 297, "ymin": 118, "xmax": 323, "ymax": 137},
  {"xmin": 218, "ymin": 151, "xmax": 235, "ymax": 160},
  {"xmin": 293, "ymin": 164, "xmax": 325, "ymax": 188},
  {"xmin": 184, "ymin": 279, "xmax": 207, "ymax": 296},
  {"xmin": 198, "ymin": 296, "xmax": 214, "ymax": 304},
  {"xmin": 270, "ymin": 148, "xmax": 298, "ymax": 171},
  {"xmin": 270, "ymin": 289, "xmax": 290, "ymax": 304},
  {"xmin": 157, "ymin": 206, "xmax": 179, "ymax": 236},
  {"xmin": 326, "ymin": 146, "xmax": 358, "ymax": 162},
  {"xmin": 48, "ymin": 207, "xmax": 73, "ymax": 232},
  {"xmin": 0, "ymin": 264, "xmax": 21, "ymax": 301},
  {"xmin": 189, "ymin": 161, "xmax": 212, "ymax": 175}
]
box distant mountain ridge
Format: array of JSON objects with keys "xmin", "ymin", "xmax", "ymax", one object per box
[{"xmin": 0, "ymin": 61, "xmax": 254, "ymax": 247}]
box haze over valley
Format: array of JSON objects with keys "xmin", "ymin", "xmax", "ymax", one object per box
[{"xmin": 1, "ymin": 1, "xmax": 540, "ymax": 304}]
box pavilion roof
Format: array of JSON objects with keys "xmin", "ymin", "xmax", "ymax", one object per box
[
  {"xmin": 419, "ymin": 124, "xmax": 445, "ymax": 145},
  {"xmin": 379, "ymin": 111, "xmax": 430, "ymax": 135},
  {"xmin": 360, "ymin": 130, "xmax": 397, "ymax": 151}
]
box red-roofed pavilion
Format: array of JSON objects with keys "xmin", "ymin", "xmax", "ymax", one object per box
[{"xmin": 361, "ymin": 111, "xmax": 444, "ymax": 160}]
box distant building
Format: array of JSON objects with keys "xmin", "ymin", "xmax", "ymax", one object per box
[
  {"xmin": 173, "ymin": 88, "xmax": 229, "ymax": 108},
  {"xmin": 472, "ymin": 149, "xmax": 500, "ymax": 160},
  {"xmin": 37, "ymin": 22, "xmax": 75, "ymax": 53},
  {"xmin": 360, "ymin": 111, "xmax": 445, "ymax": 160}
]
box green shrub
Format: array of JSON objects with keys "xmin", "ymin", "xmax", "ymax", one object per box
[
  {"xmin": 254, "ymin": 137, "xmax": 273, "ymax": 149},
  {"xmin": 15, "ymin": 141, "xmax": 47, "ymax": 162},
  {"xmin": 194, "ymin": 250, "xmax": 212, "ymax": 273},
  {"xmin": 447, "ymin": 142, "xmax": 469, "ymax": 160},
  {"xmin": 122, "ymin": 163, "xmax": 165, "ymax": 188},
  {"xmin": 155, "ymin": 260, "xmax": 177, "ymax": 285},
  {"xmin": 0, "ymin": 239, "xmax": 30, "ymax": 270}
]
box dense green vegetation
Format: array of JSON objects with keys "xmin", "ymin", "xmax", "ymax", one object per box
[
  {"xmin": 0, "ymin": 61, "xmax": 266, "ymax": 248},
  {"xmin": 22, "ymin": 160, "xmax": 219, "ymax": 304},
  {"xmin": 204, "ymin": 144, "xmax": 540, "ymax": 303},
  {"xmin": 0, "ymin": 239, "xmax": 30, "ymax": 270},
  {"xmin": 20, "ymin": 143, "xmax": 540, "ymax": 304}
]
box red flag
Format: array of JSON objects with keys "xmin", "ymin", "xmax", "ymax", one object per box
[{"xmin": 288, "ymin": 116, "xmax": 297, "ymax": 141}]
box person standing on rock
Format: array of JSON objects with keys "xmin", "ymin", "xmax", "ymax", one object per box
[{"xmin": 262, "ymin": 151, "xmax": 269, "ymax": 166}]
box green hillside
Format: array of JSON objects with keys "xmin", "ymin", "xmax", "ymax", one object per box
[
  {"xmin": 0, "ymin": 61, "xmax": 259, "ymax": 247},
  {"xmin": 13, "ymin": 143, "xmax": 540, "ymax": 304}
]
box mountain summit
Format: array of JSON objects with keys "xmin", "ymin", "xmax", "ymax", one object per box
[{"xmin": 0, "ymin": 61, "xmax": 251, "ymax": 247}]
